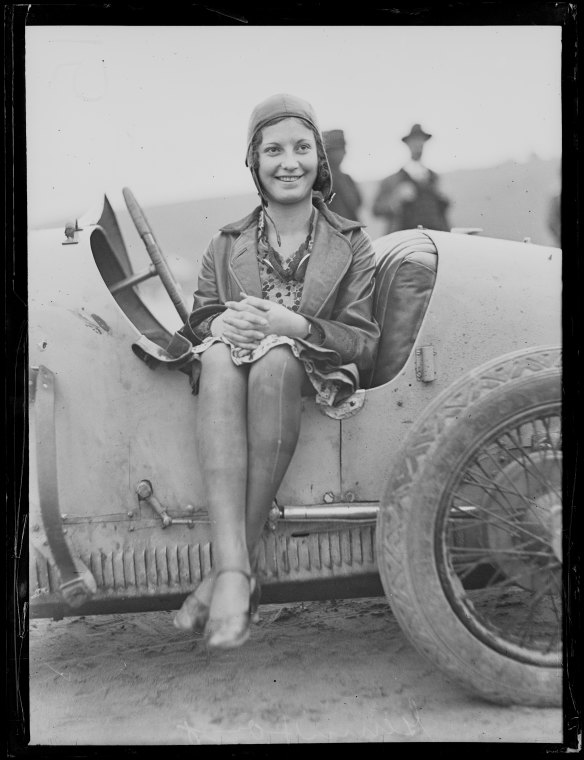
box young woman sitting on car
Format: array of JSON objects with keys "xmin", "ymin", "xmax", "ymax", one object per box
[{"xmin": 172, "ymin": 93, "xmax": 379, "ymax": 650}]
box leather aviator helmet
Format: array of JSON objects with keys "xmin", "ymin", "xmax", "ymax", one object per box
[{"xmin": 245, "ymin": 93, "xmax": 333, "ymax": 206}]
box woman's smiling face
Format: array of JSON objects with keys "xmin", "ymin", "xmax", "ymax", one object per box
[{"xmin": 257, "ymin": 118, "xmax": 318, "ymax": 206}]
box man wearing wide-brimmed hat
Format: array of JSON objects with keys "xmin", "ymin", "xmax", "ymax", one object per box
[
  {"xmin": 323, "ymin": 129, "xmax": 362, "ymax": 223},
  {"xmin": 372, "ymin": 123, "xmax": 451, "ymax": 234}
]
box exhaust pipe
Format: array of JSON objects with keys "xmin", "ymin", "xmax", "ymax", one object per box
[{"xmin": 279, "ymin": 504, "xmax": 379, "ymax": 521}]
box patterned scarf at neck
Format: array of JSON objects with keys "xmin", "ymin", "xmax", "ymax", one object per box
[{"xmin": 257, "ymin": 208, "xmax": 317, "ymax": 282}]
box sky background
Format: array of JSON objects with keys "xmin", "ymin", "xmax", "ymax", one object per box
[{"xmin": 26, "ymin": 25, "xmax": 562, "ymax": 228}]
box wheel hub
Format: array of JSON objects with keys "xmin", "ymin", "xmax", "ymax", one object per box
[{"xmin": 483, "ymin": 451, "xmax": 562, "ymax": 591}]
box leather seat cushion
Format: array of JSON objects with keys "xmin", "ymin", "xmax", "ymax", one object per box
[{"xmin": 366, "ymin": 245, "xmax": 437, "ymax": 388}]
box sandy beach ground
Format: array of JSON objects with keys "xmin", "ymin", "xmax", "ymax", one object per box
[{"xmin": 29, "ymin": 597, "xmax": 563, "ymax": 746}]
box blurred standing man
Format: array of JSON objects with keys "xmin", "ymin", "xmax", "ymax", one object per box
[
  {"xmin": 373, "ymin": 123, "xmax": 450, "ymax": 234},
  {"xmin": 323, "ymin": 129, "xmax": 362, "ymax": 223}
]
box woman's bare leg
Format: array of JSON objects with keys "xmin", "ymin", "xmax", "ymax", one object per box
[
  {"xmin": 196, "ymin": 344, "xmax": 251, "ymax": 621},
  {"xmin": 245, "ymin": 346, "xmax": 308, "ymax": 569}
]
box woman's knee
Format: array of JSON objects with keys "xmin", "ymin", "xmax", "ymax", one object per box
[{"xmin": 199, "ymin": 343, "xmax": 245, "ymax": 387}]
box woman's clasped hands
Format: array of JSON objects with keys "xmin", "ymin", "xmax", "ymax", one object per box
[{"xmin": 213, "ymin": 292, "xmax": 309, "ymax": 349}]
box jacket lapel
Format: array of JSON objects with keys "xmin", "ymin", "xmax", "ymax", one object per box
[
  {"xmin": 224, "ymin": 203, "xmax": 358, "ymax": 311},
  {"xmin": 228, "ymin": 227, "xmax": 263, "ymax": 299},
  {"xmin": 299, "ymin": 213, "xmax": 353, "ymax": 316}
]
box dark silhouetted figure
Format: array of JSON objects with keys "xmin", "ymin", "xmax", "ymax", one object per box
[
  {"xmin": 323, "ymin": 129, "xmax": 362, "ymax": 223},
  {"xmin": 373, "ymin": 123, "xmax": 450, "ymax": 234}
]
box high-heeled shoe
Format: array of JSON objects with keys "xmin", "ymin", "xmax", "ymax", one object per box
[
  {"xmin": 205, "ymin": 569, "xmax": 255, "ymax": 650},
  {"xmin": 173, "ymin": 575, "xmax": 214, "ymax": 633}
]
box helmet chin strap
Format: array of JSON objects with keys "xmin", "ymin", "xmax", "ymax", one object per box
[
  {"xmin": 260, "ymin": 201, "xmax": 282, "ymax": 248},
  {"xmin": 249, "ymin": 166, "xmax": 282, "ymax": 247}
]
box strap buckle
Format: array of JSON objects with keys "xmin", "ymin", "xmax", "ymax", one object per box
[{"xmin": 59, "ymin": 576, "xmax": 93, "ymax": 608}]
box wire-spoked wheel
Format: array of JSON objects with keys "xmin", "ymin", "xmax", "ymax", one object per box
[
  {"xmin": 377, "ymin": 347, "xmax": 562, "ymax": 705},
  {"xmin": 440, "ymin": 401, "xmax": 561, "ymax": 665}
]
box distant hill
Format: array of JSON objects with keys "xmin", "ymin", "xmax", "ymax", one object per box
[{"xmin": 440, "ymin": 155, "xmax": 559, "ymax": 244}]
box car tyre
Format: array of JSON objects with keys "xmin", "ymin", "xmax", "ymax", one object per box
[{"xmin": 377, "ymin": 346, "xmax": 562, "ymax": 706}]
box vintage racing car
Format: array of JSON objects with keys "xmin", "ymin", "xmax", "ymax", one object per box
[{"xmin": 28, "ymin": 189, "xmax": 562, "ymax": 707}]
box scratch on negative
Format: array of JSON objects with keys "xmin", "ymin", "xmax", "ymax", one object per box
[{"xmin": 46, "ymin": 663, "xmax": 70, "ymax": 680}]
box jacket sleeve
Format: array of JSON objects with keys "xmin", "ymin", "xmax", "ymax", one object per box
[
  {"xmin": 430, "ymin": 171, "xmax": 451, "ymax": 210},
  {"xmin": 298, "ymin": 229, "xmax": 380, "ymax": 372},
  {"xmin": 177, "ymin": 236, "xmax": 227, "ymax": 345}
]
